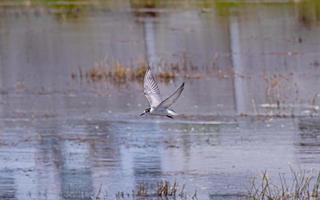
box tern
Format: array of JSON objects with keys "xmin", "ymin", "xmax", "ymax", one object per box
[{"xmin": 140, "ymin": 68, "xmax": 185, "ymax": 118}]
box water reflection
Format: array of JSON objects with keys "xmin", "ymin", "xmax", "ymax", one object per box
[
  {"xmin": 144, "ymin": 17, "xmax": 159, "ymax": 69},
  {"xmin": 0, "ymin": 114, "xmax": 320, "ymax": 198},
  {"xmin": 0, "ymin": 171, "xmax": 16, "ymax": 200},
  {"xmin": 296, "ymin": 118, "xmax": 320, "ymax": 165},
  {"xmin": 35, "ymin": 121, "xmax": 63, "ymax": 199},
  {"xmin": 115, "ymin": 122, "xmax": 163, "ymax": 188}
]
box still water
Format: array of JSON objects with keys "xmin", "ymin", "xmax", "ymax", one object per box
[{"xmin": 1, "ymin": 0, "xmax": 320, "ymax": 199}]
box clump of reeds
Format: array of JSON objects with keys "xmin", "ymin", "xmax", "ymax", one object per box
[
  {"xmin": 114, "ymin": 180, "xmax": 196, "ymax": 200},
  {"xmin": 81, "ymin": 62, "xmax": 148, "ymax": 84},
  {"xmin": 71, "ymin": 55, "xmax": 236, "ymax": 85},
  {"xmin": 135, "ymin": 180, "xmax": 188, "ymax": 198},
  {"xmin": 248, "ymin": 170, "xmax": 320, "ymax": 200},
  {"xmin": 132, "ymin": 62, "xmax": 148, "ymax": 81},
  {"xmin": 87, "ymin": 66, "xmax": 109, "ymax": 82},
  {"xmin": 72, "ymin": 60, "xmax": 182, "ymax": 85},
  {"xmin": 158, "ymin": 71, "xmax": 176, "ymax": 83},
  {"xmin": 156, "ymin": 180, "xmax": 178, "ymax": 197}
]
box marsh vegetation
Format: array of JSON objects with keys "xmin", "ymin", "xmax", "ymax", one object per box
[{"xmin": 248, "ymin": 170, "xmax": 320, "ymax": 200}]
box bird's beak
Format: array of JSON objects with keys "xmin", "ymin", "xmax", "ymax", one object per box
[{"xmin": 140, "ymin": 112, "xmax": 145, "ymax": 116}]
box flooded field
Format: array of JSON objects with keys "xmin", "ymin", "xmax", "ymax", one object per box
[{"xmin": 1, "ymin": 0, "xmax": 320, "ymax": 199}]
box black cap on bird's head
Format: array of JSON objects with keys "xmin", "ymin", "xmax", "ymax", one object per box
[{"xmin": 140, "ymin": 108, "xmax": 151, "ymax": 116}]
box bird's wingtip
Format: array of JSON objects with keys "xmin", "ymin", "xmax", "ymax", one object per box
[{"xmin": 146, "ymin": 64, "xmax": 151, "ymax": 71}]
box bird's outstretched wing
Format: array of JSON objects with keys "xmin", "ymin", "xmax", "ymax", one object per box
[
  {"xmin": 144, "ymin": 68, "xmax": 162, "ymax": 108},
  {"xmin": 157, "ymin": 82, "xmax": 184, "ymax": 109}
]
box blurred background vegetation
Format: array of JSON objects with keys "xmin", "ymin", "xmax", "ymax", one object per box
[
  {"xmin": 0, "ymin": 0, "xmax": 319, "ymax": 11},
  {"xmin": 0, "ymin": 0, "xmax": 319, "ymax": 25}
]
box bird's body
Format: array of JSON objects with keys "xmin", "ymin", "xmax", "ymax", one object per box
[
  {"xmin": 140, "ymin": 68, "xmax": 185, "ymax": 118},
  {"xmin": 150, "ymin": 107, "xmax": 177, "ymax": 116}
]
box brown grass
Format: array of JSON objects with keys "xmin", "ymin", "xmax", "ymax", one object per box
[
  {"xmin": 113, "ymin": 62, "xmax": 128, "ymax": 83},
  {"xmin": 248, "ymin": 170, "xmax": 320, "ymax": 200},
  {"xmin": 158, "ymin": 71, "xmax": 176, "ymax": 83},
  {"xmin": 130, "ymin": 62, "xmax": 148, "ymax": 81},
  {"xmin": 72, "ymin": 60, "xmax": 181, "ymax": 85},
  {"xmin": 113, "ymin": 180, "xmax": 195, "ymax": 200},
  {"xmin": 84, "ymin": 62, "xmax": 145, "ymax": 84},
  {"xmin": 71, "ymin": 58, "xmax": 235, "ymax": 86}
]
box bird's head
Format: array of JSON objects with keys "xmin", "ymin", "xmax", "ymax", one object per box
[{"xmin": 140, "ymin": 108, "xmax": 151, "ymax": 116}]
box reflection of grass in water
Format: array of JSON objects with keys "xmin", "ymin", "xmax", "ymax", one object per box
[{"xmin": 248, "ymin": 170, "xmax": 320, "ymax": 200}]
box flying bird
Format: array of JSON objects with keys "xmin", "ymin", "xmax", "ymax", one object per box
[{"xmin": 140, "ymin": 68, "xmax": 185, "ymax": 118}]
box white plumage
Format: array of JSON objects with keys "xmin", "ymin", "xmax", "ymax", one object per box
[{"xmin": 140, "ymin": 68, "xmax": 185, "ymax": 118}]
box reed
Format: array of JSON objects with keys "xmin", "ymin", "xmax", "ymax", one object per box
[{"xmin": 248, "ymin": 170, "xmax": 320, "ymax": 200}]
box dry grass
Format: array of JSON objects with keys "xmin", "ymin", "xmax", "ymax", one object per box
[
  {"xmin": 114, "ymin": 180, "xmax": 197, "ymax": 200},
  {"xmin": 71, "ymin": 58, "xmax": 235, "ymax": 85},
  {"xmin": 82, "ymin": 61, "xmax": 148, "ymax": 84},
  {"xmin": 158, "ymin": 71, "xmax": 176, "ymax": 83},
  {"xmin": 64, "ymin": 171, "xmax": 320, "ymax": 200},
  {"xmin": 72, "ymin": 60, "xmax": 183, "ymax": 85},
  {"xmin": 248, "ymin": 170, "xmax": 320, "ymax": 200},
  {"xmin": 72, "ymin": 62, "xmax": 152, "ymax": 85}
]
